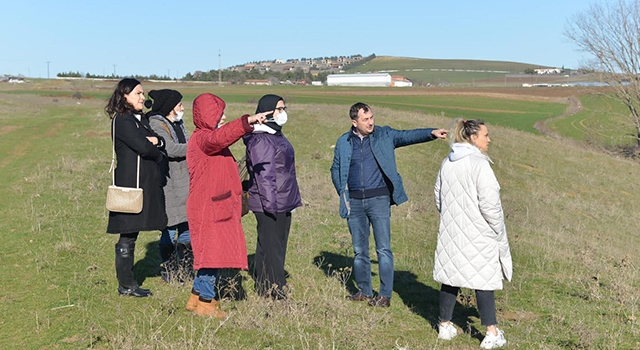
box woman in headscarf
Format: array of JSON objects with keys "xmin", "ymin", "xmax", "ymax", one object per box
[
  {"xmin": 243, "ymin": 94, "xmax": 302, "ymax": 300},
  {"xmin": 147, "ymin": 89, "xmax": 192, "ymax": 283},
  {"xmin": 185, "ymin": 93, "xmax": 268, "ymax": 317}
]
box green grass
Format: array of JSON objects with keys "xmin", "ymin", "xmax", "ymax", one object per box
[
  {"xmin": 1, "ymin": 86, "xmax": 640, "ymax": 349},
  {"xmin": 2, "ymin": 82, "xmax": 567, "ymax": 134},
  {"xmin": 346, "ymin": 56, "xmax": 547, "ymax": 84},
  {"xmin": 549, "ymin": 93, "xmax": 637, "ymax": 146}
]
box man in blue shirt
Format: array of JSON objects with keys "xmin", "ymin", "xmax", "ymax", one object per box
[{"xmin": 330, "ymin": 102, "xmax": 447, "ymax": 307}]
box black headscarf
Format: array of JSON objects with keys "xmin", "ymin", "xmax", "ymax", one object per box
[{"xmin": 255, "ymin": 94, "xmax": 284, "ymax": 133}]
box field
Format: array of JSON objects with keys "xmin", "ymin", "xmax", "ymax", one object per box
[
  {"xmin": 2, "ymin": 79, "xmax": 617, "ymax": 135},
  {"xmin": 548, "ymin": 93, "xmax": 638, "ymax": 146},
  {"xmin": 346, "ymin": 56, "xmax": 575, "ymax": 86},
  {"xmin": 1, "ymin": 81, "xmax": 639, "ymax": 349}
]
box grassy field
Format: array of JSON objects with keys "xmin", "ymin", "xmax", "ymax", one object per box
[
  {"xmin": 2, "ymin": 79, "xmax": 569, "ymax": 134},
  {"xmin": 345, "ymin": 56, "xmax": 547, "ymax": 85},
  {"xmin": 1, "ymin": 82, "xmax": 640, "ymax": 349},
  {"xmin": 549, "ymin": 93, "xmax": 638, "ymax": 147}
]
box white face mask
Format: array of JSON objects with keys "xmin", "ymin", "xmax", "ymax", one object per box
[
  {"xmin": 273, "ymin": 110, "xmax": 287, "ymax": 126},
  {"xmin": 174, "ymin": 111, "xmax": 184, "ymax": 121}
]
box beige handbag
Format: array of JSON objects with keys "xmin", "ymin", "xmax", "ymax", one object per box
[{"xmin": 106, "ymin": 116, "xmax": 143, "ymax": 214}]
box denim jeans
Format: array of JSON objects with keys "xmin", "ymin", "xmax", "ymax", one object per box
[
  {"xmin": 159, "ymin": 222, "xmax": 191, "ymax": 246},
  {"xmin": 193, "ymin": 268, "xmax": 219, "ymax": 300},
  {"xmin": 347, "ymin": 195, "xmax": 393, "ymax": 298}
]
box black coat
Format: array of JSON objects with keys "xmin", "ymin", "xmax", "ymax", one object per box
[{"xmin": 107, "ymin": 113, "xmax": 168, "ymax": 234}]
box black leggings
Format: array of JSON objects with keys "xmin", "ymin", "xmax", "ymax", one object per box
[
  {"xmin": 253, "ymin": 212, "xmax": 291, "ymax": 296},
  {"xmin": 439, "ymin": 284, "xmax": 497, "ymax": 326},
  {"xmin": 117, "ymin": 232, "xmax": 139, "ymax": 246}
]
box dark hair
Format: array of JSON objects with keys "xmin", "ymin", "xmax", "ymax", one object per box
[
  {"xmin": 450, "ymin": 118, "xmax": 485, "ymax": 145},
  {"xmin": 349, "ymin": 102, "xmax": 370, "ymax": 120},
  {"xmin": 105, "ymin": 78, "xmax": 142, "ymax": 119}
]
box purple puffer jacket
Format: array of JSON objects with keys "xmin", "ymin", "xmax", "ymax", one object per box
[{"xmin": 243, "ymin": 131, "xmax": 302, "ymax": 214}]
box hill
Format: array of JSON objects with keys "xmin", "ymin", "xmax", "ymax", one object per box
[
  {"xmin": 0, "ymin": 87, "xmax": 639, "ymax": 348},
  {"xmin": 345, "ymin": 56, "xmax": 555, "ymax": 85}
]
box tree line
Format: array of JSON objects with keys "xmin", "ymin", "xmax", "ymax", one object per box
[{"xmin": 56, "ymin": 54, "xmax": 377, "ymax": 84}]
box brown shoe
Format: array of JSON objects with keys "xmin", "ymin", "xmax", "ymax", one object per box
[
  {"xmin": 368, "ymin": 295, "xmax": 391, "ymax": 307},
  {"xmin": 195, "ymin": 298, "xmax": 228, "ymax": 318},
  {"xmin": 185, "ymin": 292, "xmax": 199, "ymax": 311},
  {"xmin": 346, "ymin": 292, "xmax": 372, "ymax": 302}
]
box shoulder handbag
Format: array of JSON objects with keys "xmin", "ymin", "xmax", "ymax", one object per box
[{"xmin": 106, "ymin": 116, "xmax": 144, "ymax": 214}]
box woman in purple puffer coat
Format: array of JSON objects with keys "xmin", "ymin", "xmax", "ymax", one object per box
[{"xmin": 243, "ymin": 94, "xmax": 302, "ymax": 300}]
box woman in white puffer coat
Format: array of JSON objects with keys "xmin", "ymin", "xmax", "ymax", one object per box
[{"xmin": 432, "ymin": 119, "xmax": 512, "ymax": 349}]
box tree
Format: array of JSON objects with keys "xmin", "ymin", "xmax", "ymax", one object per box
[{"xmin": 565, "ymin": 0, "xmax": 640, "ymax": 146}]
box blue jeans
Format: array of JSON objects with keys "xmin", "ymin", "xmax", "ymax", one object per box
[
  {"xmin": 159, "ymin": 222, "xmax": 191, "ymax": 246},
  {"xmin": 347, "ymin": 195, "xmax": 393, "ymax": 298},
  {"xmin": 193, "ymin": 268, "xmax": 219, "ymax": 300}
]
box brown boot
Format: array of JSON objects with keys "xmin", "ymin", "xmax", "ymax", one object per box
[
  {"xmin": 185, "ymin": 292, "xmax": 199, "ymax": 311},
  {"xmin": 194, "ymin": 298, "xmax": 228, "ymax": 318}
]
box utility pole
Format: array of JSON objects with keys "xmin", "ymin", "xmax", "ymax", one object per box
[
  {"xmin": 218, "ymin": 49, "xmax": 222, "ymax": 87},
  {"xmin": 113, "ymin": 65, "xmax": 117, "ymax": 77},
  {"xmin": 47, "ymin": 61, "xmax": 50, "ymax": 79}
]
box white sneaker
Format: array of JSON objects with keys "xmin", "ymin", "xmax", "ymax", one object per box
[
  {"xmin": 438, "ymin": 322, "xmax": 458, "ymax": 340},
  {"xmin": 480, "ymin": 328, "xmax": 507, "ymax": 349}
]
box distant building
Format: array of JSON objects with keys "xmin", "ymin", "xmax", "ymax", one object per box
[
  {"xmin": 244, "ymin": 79, "xmax": 270, "ymax": 86},
  {"xmin": 534, "ymin": 68, "xmax": 563, "ymax": 75},
  {"xmin": 2, "ymin": 75, "xmax": 26, "ymax": 83},
  {"xmin": 391, "ymin": 75, "xmax": 412, "ymax": 87},
  {"xmin": 326, "ymin": 73, "xmax": 391, "ymax": 87},
  {"xmin": 311, "ymin": 81, "xmax": 323, "ymax": 86}
]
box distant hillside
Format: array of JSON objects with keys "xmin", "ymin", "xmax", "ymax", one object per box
[{"xmin": 345, "ymin": 56, "xmax": 551, "ymax": 85}]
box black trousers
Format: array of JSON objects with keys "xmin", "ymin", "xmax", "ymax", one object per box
[
  {"xmin": 439, "ymin": 284, "xmax": 498, "ymax": 326},
  {"xmin": 253, "ymin": 212, "xmax": 291, "ymax": 297}
]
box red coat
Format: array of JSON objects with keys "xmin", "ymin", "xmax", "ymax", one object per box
[{"xmin": 186, "ymin": 94, "xmax": 253, "ymax": 270}]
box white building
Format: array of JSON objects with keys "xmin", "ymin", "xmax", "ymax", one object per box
[
  {"xmin": 391, "ymin": 75, "xmax": 413, "ymax": 87},
  {"xmin": 534, "ymin": 68, "xmax": 563, "ymax": 75},
  {"xmin": 326, "ymin": 73, "xmax": 391, "ymax": 87}
]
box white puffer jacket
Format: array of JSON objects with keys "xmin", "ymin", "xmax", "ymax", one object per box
[{"xmin": 433, "ymin": 143, "xmax": 512, "ymax": 290}]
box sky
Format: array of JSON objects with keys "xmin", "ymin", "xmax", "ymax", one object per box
[{"xmin": 0, "ymin": 0, "xmax": 598, "ymax": 78}]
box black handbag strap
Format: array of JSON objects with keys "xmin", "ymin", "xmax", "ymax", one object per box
[{"xmin": 110, "ymin": 115, "xmax": 140, "ymax": 188}]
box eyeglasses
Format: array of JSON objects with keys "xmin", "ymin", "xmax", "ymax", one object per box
[{"xmin": 275, "ymin": 106, "xmax": 287, "ymax": 112}]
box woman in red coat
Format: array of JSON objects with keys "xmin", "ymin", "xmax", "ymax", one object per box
[{"xmin": 185, "ymin": 93, "xmax": 269, "ymax": 317}]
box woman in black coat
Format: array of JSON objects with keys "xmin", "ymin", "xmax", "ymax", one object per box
[{"xmin": 105, "ymin": 78, "xmax": 167, "ymax": 297}]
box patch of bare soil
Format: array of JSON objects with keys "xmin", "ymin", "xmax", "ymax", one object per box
[
  {"xmin": 44, "ymin": 122, "xmax": 66, "ymax": 137},
  {"xmin": 501, "ymin": 310, "xmax": 538, "ymax": 322},
  {"xmin": 533, "ymin": 95, "xmax": 583, "ymax": 139},
  {"xmin": 0, "ymin": 126, "xmax": 21, "ymax": 136}
]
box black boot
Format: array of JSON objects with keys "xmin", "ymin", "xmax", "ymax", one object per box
[
  {"xmin": 115, "ymin": 243, "xmax": 152, "ymax": 297},
  {"xmin": 159, "ymin": 243, "xmax": 177, "ymax": 283},
  {"xmin": 159, "ymin": 243, "xmax": 175, "ymax": 265},
  {"xmin": 176, "ymin": 242, "xmax": 195, "ymax": 282}
]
